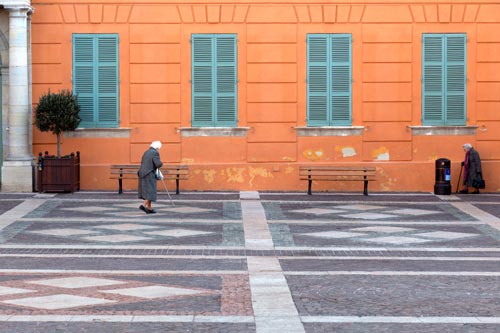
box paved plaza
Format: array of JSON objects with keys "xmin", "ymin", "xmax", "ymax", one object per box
[{"xmin": 0, "ymin": 190, "xmax": 499, "ymax": 332}]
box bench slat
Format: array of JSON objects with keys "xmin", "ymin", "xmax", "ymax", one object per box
[
  {"xmin": 300, "ymin": 176, "xmax": 376, "ymax": 180},
  {"xmin": 110, "ymin": 164, "xmax": 189, "ymax": 194},
  {"xmin": 300, "ymin": 171, "xmax": 376, "ymax": 176},
  {"xmin": 300, "ymin": 165, "xmax": 376, "ymax": 195}
]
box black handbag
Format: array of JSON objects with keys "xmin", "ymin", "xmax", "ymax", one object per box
[{"xmin": 472, "ymin": 174, "xmax": 486, "ymax": 189}]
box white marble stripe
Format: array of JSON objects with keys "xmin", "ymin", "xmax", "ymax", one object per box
[
  {"xmin": 451, "ymin": 202, "xmax": 500, "ymax": 230},
  {"xmin": 285, "ymin": 271, "xmax": 500, "ymax": 276},
  {"xmin": 0, "ymin": 254, "xmax": 248, "ymax": 259},
  {"xmin": 36, "ymin": 198, "xmax": 241, "ymax": 203},
  {"xmin": 0, "ymin": 269, "xmax": 248, "ymax": 275},
  {"xmin": 277, "ymin": 256, "xmax": 500, "ymax": 261},
  {"xmin": 3, "ymin": 244, "xmax": 500, "ymax": 252},
  {"xmin": 240, "ymin": 195, "xmax": 305, "ymax": 332},
  {"xmin": 0, "ymin": 244, "xmax": 247, "ymax": 250},
  {"xmin": 1, "ymin": 254, "xmax": 499, "ymax": 262},
  {"xmin": 20, "ymin": 218, "xmax": 243, "ymax": 223},
  {"xmin": 270, "ymin": 220, "xmax": 485, "ymax": 225},
  {"xmin": 301, "ymin": 316, "xmax": 500, "ymax": 324},
  {"xmin": 5, "ymin": 315, "xmax": 499, "ymax": 324},
  {"xmin": 241, "ymin": 199, "xmax": 274, "ymax": 250},
  {"xmin": 0, "ymin": 315, "xmax": 254, "ymax": 323},
  {"xmin": 275, "ymin": 246, "xmax": 500, "ymax": 252},
  {"xmin": 247, "ymin": 257, "xmax": 305, "ymax": 333},
  {"xmin": 0, "ymin": 199, "xmax": 47, "ymax": 232}
]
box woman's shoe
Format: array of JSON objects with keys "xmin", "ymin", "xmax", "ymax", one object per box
[
  {"xmin": 459, "ymin": 189, "xmax": 468, "ymax": 194},
  {"xmin": 146, "ymin": 208, "xmax": 157, "ymax": 214},
  {"xmin": 139, "ymin": 205, "xmax": 147, "ymax": 213}
]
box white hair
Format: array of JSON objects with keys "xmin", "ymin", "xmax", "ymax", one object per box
[
  {"xmin": 150, "ymin": 141, "xmax": 162, "ymax": 149},
  {"xmin": 463, "ymin": 143, "xmax": 472, "ymax": 149}
]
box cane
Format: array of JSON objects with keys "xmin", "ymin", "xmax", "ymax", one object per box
[
  {"xmin": 156, "ymin": 169, "xmax": 175, "ymax": 206},
  {"xmin": 160, "ymin": 178, "xmax": 175, "ymax": 206},
  {"xmin": 455, "ymin": 163, "xmax": 463, "ymax": 193}
]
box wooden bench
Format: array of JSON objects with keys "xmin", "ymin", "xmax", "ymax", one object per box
[
  {"xmin": 110, "ymin": 164, "xmax": 189, "ymax": 195},
  {"xmin": 299, "ymin": 166, "xmax": 377, "ymax": 195}
]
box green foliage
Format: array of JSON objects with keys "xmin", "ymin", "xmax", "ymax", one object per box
[
  {"xmin": 34, "ymin": 89, "xmax": 81, "ymax": 135},
  {"xmin": 34, "ymin": 89, "xmax": 81, "ymax": 157}
]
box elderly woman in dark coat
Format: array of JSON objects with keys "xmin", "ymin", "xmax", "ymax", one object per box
[
  {"xmin": 138, "ymin": 141, "xmax": 163, "ymax": 213},
  {"xmin": 460, "ymin": 143, "xmax": 483, "ymax": 194}
]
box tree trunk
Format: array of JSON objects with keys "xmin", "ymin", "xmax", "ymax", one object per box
[{"xmin": 57, "ymin": 133, "xmax": 61, "ymax": 157}]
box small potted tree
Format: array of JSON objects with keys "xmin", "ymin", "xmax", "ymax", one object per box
[{"xmin": 34, "ymin": 89, "xmax": 81, "ymax": 192}]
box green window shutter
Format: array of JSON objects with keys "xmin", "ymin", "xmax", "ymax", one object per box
[
  {"xmin": 445, "ymin": 35, "xmax": 466, "ymax": 125},
  {"xmin": 307, "ymin": 35, "xmax": 329, "ymax": 126},
  {"xmin": 73, "ymin": 34, "xmax": 119, "ymax": 128},
  {"xmin": 307, "ymin": 34, "xmax": 352, "ymax": 126},
  {"xmin": 215, "ymin": 35, "xmax": 237, "ymax": 126},
  {"xmin": 192, "ymin": 35, "xmax": 214, "ymax": 126},
  {"xmin": 192, "ymin": 34, "xmax": 237, "ymax": 127},
  {"xmin": 422, "ymin": 34, "xmax": 466, "ymax": 125},
  {"xmin": 73, "ymin": 35, "xmax": 95, "ymax": 126},
  {"xmin": 331, "ymin": 35, "xmax": 352, "ymax": 125}
]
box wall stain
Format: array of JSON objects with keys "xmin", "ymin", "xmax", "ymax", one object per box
[
  {"xmin": 335, "ymin": 146, "xmax": 356, "ymax": 157},
  {"xmin": 284, "ymin": 166, "xmax": 294, "ymax": 174},
  {"xmin": 222, "ymin": 168, "xmax": 245, "ymax": 183},
  {"xmin": 182, "ymin": 158, "xmax": 195, "ymax": 164},
  {"xmin": 193, "ymin": 169, "xmax": 217, "ymax": 184},
  {"xmin": 372, "ymin": 147, "xmax": 390, "ymax": 160},
  {"xmin": 303, "ymin": 149, "xmax": 324, "ymax": 161},
  {"xmin": 249, "ymin": 167, "xmax": 273, "ymax": 187}
]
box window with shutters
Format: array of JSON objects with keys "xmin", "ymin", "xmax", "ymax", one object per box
[
  {"xmin": 72, "ymin": 34, "xmax": 119, "ymax": 128},
  {"xmin": 191, "ymin": 34, "xmax": 237, "ymax": 127},
  {"xmin": 422, "ymin": 34, "xmax": 466, "ymax": 126},
  {"xmin": 307, "ymin": 34, "xmax": 352, "ymax": 126}
]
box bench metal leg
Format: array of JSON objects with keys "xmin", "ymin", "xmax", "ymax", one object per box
[
  {"xmin": 307, "ymin": 179, "xmax": 312, "ymax": 195},
  {"xmin": 363, "ymin": 180, "xmax": 368, "ymax": 196},
  {"xmin": 118, "ymin": 178, "xmax": 123, "ymax": 194},
  {"xmin": 176, "ymin": 179, "xmax": 180, "ymax": 195}
]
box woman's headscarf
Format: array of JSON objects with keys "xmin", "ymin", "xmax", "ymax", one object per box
[{"xmin": 150, "ymin": 141, "xmax": 162, "ymax": 149}]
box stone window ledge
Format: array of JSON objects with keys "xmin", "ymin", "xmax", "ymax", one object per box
[
  {"xmin": 180, "ymin": 127, "xmax": 250, "ymax": 137},
  {"xmin": 408, "ymin": 126, "xmax": 478, "ymax": 136},
  {"xmin": 64, "ymin": 128, "xmax": 131, "ymax": 138},
  {"xmin": 295, "ymin": 126, "xmax": 364, "ymax": 137}
]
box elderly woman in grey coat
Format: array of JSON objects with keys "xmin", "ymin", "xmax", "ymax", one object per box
[
  {"xmin": 138, "ymin": 141, "xmax": 163, "ymax": 214},
  {"xmin": 460, "ymin": 143, "xmax": 483, "ymax": 194}
]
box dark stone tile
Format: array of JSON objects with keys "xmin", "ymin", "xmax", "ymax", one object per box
[{"xmin": 288, "ymin": 275, "xmax": 500, "ymax": 316}]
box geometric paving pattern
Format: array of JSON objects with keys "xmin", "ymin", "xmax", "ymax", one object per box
[
  {"xmin": 265, "ymin": 202, "xmax": 478, "ymax": 222},
  {"xmin": 3, "ymin": 222, "xmax": 243, "ymax": 246},
  {"xmin": 25, "ymin": 201, "xmax": 242, "ymax": 220},
  {"xmin": 0, "ymin": 273, "xmax": 251, "ymax": 314},
  {"xmin": 1, "ymin": 192, "xmax": 500, "ymax": 332},
  {"xmin": 270, "ymin": 223, "xmax": 497, "ymax": 247},
  {"xmin": 300, "ymin": 226, "xmax": 479, "ymax": 245}
]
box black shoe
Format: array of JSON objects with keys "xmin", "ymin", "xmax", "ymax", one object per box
[
  {"xmin": 472, "ymin": 190, "xmax": 480, "ymax": 194},
  {"xmin": 146, "ymin": 208, "xmax": 157, "ymax": 214},
  {"xmin": 459, "ymin": 190, "xmax": 468, "ymax": 194},
  {"xmin": 139, "ymin": 205, "xmax": 147, "ymax": 213}
]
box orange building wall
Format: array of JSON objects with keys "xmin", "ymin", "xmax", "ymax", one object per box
[{"xmin": 30, "ymin": 1, "xmax": 500, "ymax": 192}]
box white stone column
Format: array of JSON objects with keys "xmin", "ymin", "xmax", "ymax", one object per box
[{"xmin": 1, "ymin": 5, "xmax": 34, "ymax": 192}]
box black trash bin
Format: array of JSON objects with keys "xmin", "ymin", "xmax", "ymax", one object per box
[{"xmin": 434, "ymin": 158, "xmax": 451, "ymax": 195}]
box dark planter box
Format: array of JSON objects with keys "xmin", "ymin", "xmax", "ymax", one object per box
[{"xmin": 37, "ymin": 151, "xmax": 80, "ymax": 193}]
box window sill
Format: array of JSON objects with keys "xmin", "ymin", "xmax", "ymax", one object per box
[
  {"xmin": 64, "ymin": 128, "xmax": 131, "ymax": 138},
  {"xmin": 294, "ymin": 126, "xmax": 364, "ymax": 137},
  {"xmin": 408, "ymin": 126, "xmax": 478, "ymax": 136},
  {"xmin": 180, "ymin": 127, "xmax": 250, "ymax": 137}
]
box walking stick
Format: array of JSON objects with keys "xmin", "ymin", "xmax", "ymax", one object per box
[
  {"xmin": 456, "ymin": 163, "xmax": 463, "ymax": 193},
  {"xmin": 156, "ymin": 168, "xmax": 175, "ymax": 206},
  {"xmin": 160, "ymin": 178, "xmax": 175, "ymax": 206}
]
